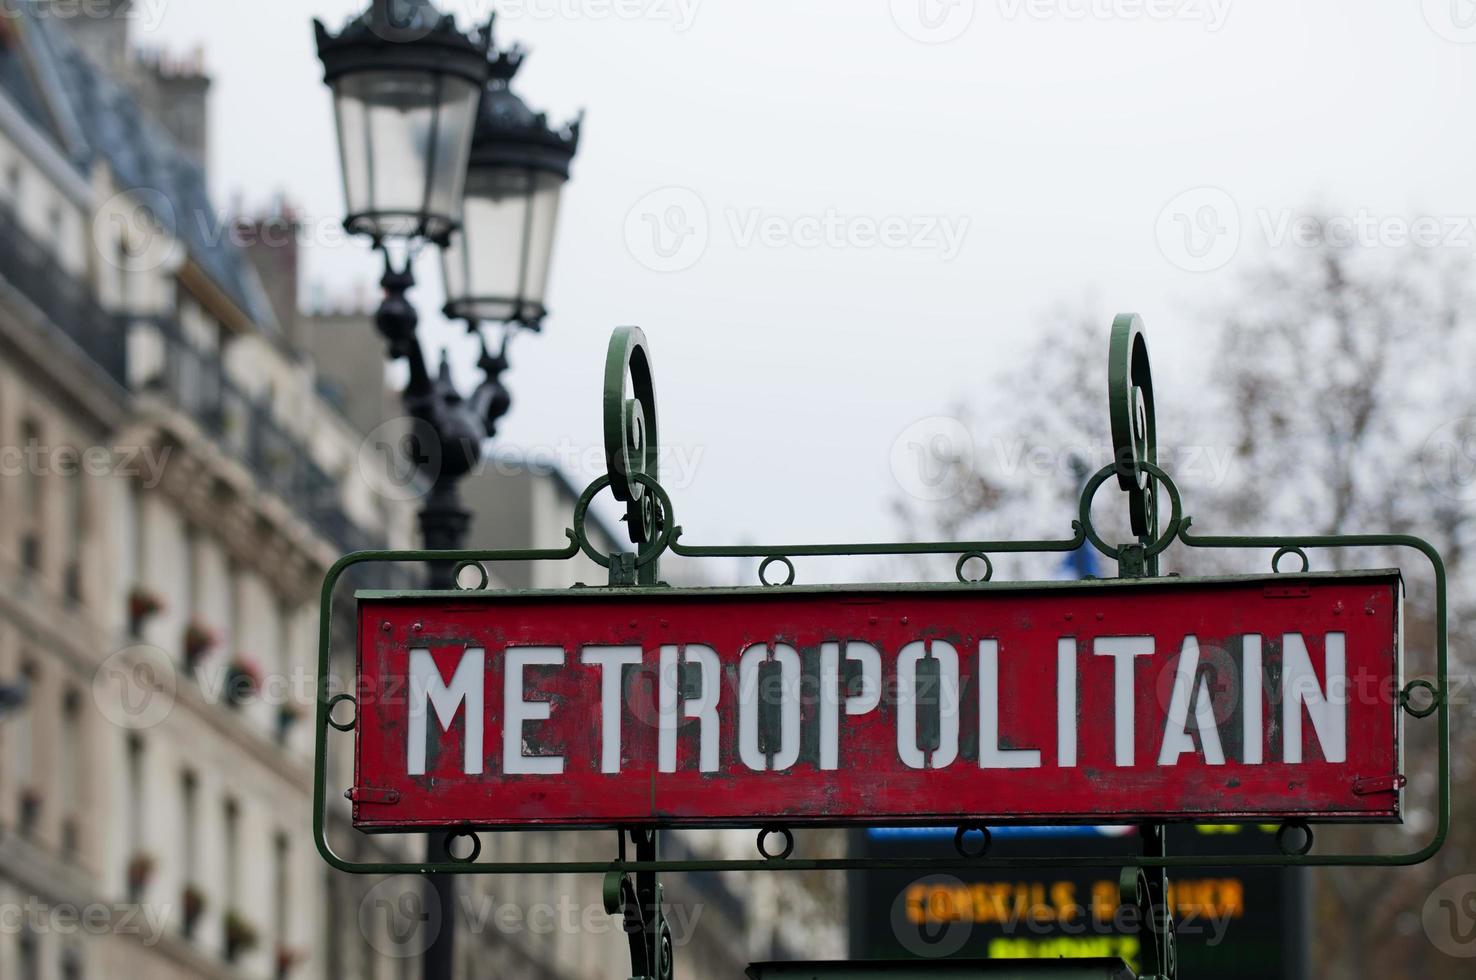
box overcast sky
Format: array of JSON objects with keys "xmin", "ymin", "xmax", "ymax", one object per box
[{"xmin": 140, "ymin": 0, "xmax": 1476, "ymax": 579}]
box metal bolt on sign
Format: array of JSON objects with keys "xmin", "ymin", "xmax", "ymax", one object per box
[{"xmin": 314, "ymin": 317, "xmax": 1451, "ymax": 980}]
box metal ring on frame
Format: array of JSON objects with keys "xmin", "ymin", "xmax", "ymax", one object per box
[
  {"xmin": 445, "ymin": 830, "xmax": 482, "ymax": 864},
  {"xmin": 1401, "ymin": 679, "xmax": 1439, "ymax": 719},
  {"xmin": 955, "ymin": 552, "xmax": 994, "ymax": 584},
  {"xmin": 758, "ymin": 556, "xmax": 796, "ymax": 587},
  {"xmin": 757, "ymin": 827, "xmax": 795, "ymax": 861},
  {"xmin": 326, "ymin": 693, "xmax": 358, "ymax": 732},
  {"xmin": 1276, "ymin": 821, "xmax": 1314, "ymax": 857},
  {"xmin": 1272, "ymin": 547, "xmax": 1311, "ymax": 574},
  {"xmin": 1078, "ymin": 461, "xmax": 1183, "ymax": 561},
  {"xmin": 954, "ymin": 824, "xmax": 992, "ymax": 858},
  {"xmin": 571, "ymin": 472, "xmax": 676, "ymax": 569},
  {"xmin": 452, "ymin": 559, "xmax": 490, "ymax": 590}
]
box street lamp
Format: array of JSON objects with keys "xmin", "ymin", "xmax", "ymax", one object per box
[
  {"xmin": 440, "ymin": 45, "xmax": 580, "ymax": 331},
  {"xmin": 315, "ymin": 5, "xmax": 580, "ymax": 979},
  {"xmin": 314, "ymin": 0, "xmax": 489, "ymax": 245}
]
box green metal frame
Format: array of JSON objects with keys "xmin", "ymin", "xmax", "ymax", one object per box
[{"xmin": 313, "ymin": 317, "xmax": 1450, "ymax": 881}]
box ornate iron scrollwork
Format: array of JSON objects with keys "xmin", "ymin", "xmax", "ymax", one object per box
[
  {"xmin": 1108, "ymin": 313, "xmax": 1157, "ymax": 541},
  {"xmin": 603, "ymin": 326, "xmax": 662, "ymax": 585}
]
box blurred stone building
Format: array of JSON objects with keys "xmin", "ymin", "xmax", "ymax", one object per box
[{"xmin": 0, "ymin": 3, "xmax": 840, "ymax": 979}]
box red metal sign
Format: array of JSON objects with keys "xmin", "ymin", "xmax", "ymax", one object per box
[{"xmin": 350, "ymin": 572, "xmax": 1403, "ymax": 831}]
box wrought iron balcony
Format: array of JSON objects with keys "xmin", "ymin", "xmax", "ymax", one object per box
[{"xmin": 0, "ymin": 200, "xmax": 127, "ymax": 385}]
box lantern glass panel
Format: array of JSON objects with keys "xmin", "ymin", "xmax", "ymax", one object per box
[
  {"xmin": 331, "ymin": 70, "xmax": 481, "ymax": 241},
  {"xmin": 441, "ymin": 167, "xmax": 565, "ymax": 323}
]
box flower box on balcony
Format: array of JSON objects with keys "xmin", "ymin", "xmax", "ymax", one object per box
[
  {"xmin": 127, "ymin": 851, "xmax": 155, "ymax": 897},
  {"xmin": 224, "ymin": 910, "xmax": 259, "ymax": 961},
  {"xmin": 225, "ymin": 656, "xmax": 262, "ymax": 708},
  {"xmin": 127, "ymin": 586, "xmax": 164, "ymax": 635},
  {"xmin": 275, "ymin": 944, "xmax": 304, "ymax": 979},
  {"xmin": 183, "ymin": 884, "xmax": 207, "ymax": 936},
  {"xmin": 183, "ymin": 620, "xmax": 219, "ymax": 668}
]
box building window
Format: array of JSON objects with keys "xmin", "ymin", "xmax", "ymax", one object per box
[
  {"xmin": 273, "ymin": 832, "xmax": 291, "ymax": 973},
  {"xmin": 15, "ymin": 659, "xmax": 38, "ymax": 835},
  {"xmin": 275, "ymin": 599, "xmax": 294, "ymax": 744},
  {"xmin": 60, "ymin": 944, "xmax": 82, "ymax": 980},
  {"xmin": 124, "ymin": 734, "xmax": 148, "ymax": 901},
  {"xmin": 223, "ymin": 798, "xmax": 258, "ymax": 963},
  {"xmin": 62, "ymin": 453, "xmax": 85, "ymax": 603},
  {"xmin": 124, "ymin": 482, "xmax": 143, "ymax": 586},
  {"xmin": 18, "ymin": 928, "xmax": 38, "ymax": 980},
  {"xmin": 59, "ymin": 688, "xmax": 81, "ymax": 857},
  {"xmin": 181, "ymin": 771, "xmax": 201, "ymax": 938},
  {"xmin": 19, "ymin": 417, "xmax": 42, "ymax": 576},
  {"xmin": 225, "ymin": 559, "xmax": 240, "ymax": 660},
  {"xmin": 181, "ymin": 525, "xmax": 198, "ymax": 661}
]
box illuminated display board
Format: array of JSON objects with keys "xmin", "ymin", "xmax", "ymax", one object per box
[{"xmin": 848, "ymin": 825, "xmax": 1305, "ymax": 979}]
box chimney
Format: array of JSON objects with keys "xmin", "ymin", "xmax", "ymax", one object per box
[
  {"xmin": 138, "ymin": 43, "xmax": 211, "ymax": 172},
  {"xmin": 48, "ymin": 0, "xmax": 133, "ymax": 77},
  {"xmin": 235, "ymin": 202, "xmax": 303, "ymax": 348}
]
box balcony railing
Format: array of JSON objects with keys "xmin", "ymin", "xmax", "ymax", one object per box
[
  {"xmin": 0, "ymin": 201, "xmax": 388, "ymax": 557},
  {"xmin": 0, "ymin": 200, "xmax": 127, "ymax": 385}
]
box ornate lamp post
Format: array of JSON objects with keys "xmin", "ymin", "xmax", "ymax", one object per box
[{"xmin": 315, "ymin": 3, "xmax": 579, "ymax": 977}]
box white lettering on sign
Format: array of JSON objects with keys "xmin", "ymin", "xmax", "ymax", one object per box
[
  {"xmin": 739, "ymin": 643, "xmax": 801, "ymax": 772},
  {"xmin": 1283, "ymin": 632, "xmax": 1346, "ymax": 764},
  {"xmin": 581, "ymin": 645, "xmax": 642, "ymax": 774},
  {"xmin": 658, "ymin": 644, "xmax": 721, "ymax": 773},
  {"xmin": 504, "ymin": 647, "xmax": 564, "ymax": 775},
  {"xmin": 1057, "ymin": 637, "xmax": 1077, "ymax": 767},
  {"xmin": 401, "ymin": 632, "xmax": 1352, "ymax": 778},
  {"xmin": 1094, "ymin": 636, "xmax": 1155, "ymax": 766},
  {"xmin": 897, "ymin": 640, "xmax": 960, "ymax": 770},
  {"xmin": 979, "ymin": 640, "xmax": 1040, "ymax": 769},
  {"xmin": 1158, "ymin": 635, "xmax": 1226, "ymax": 766},
  {"xmin": 407, "ymin": 647, "xmax": 483, "ymax": 776},
  {"xmin": 818, "ymin": 641, "xmax": 882, "ymax": 771},
  {"xmin": 1243, "ymin": 634, "xmax": 1263, "ymax": 765}
]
